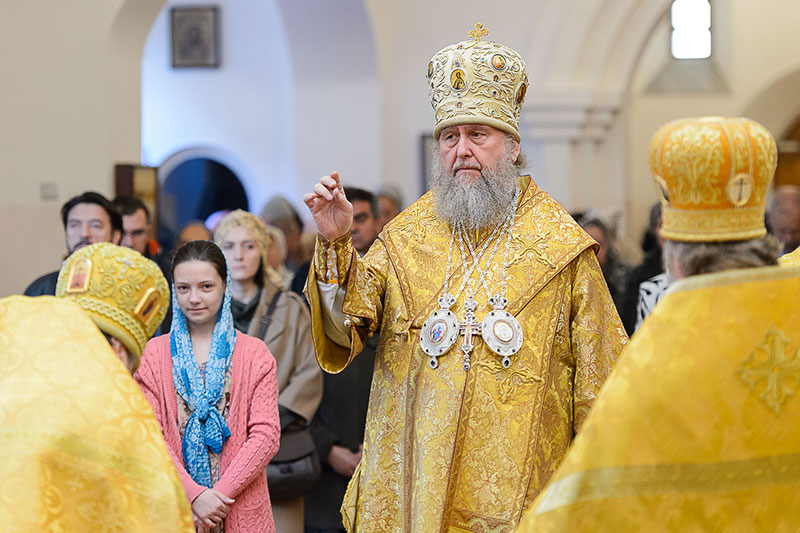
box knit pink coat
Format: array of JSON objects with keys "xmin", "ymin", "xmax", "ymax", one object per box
[{"xmin": 136, "ymin": 333, "xmax": 280, "ymax": 533}]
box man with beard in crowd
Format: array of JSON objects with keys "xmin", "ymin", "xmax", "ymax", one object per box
[
  {"xmin": 302, "ymin": 25, "xmax": 627, "ymax": 532},
  {"xmin": 24, "ymin": 191, "xmax": 121, "ymax": 296}
]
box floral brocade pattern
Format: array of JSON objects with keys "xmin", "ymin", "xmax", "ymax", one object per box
[
  {"xmin": 428, "ymin": 32, "xmax": 528, "ymax": 139},
  {"xmin": 520, "ymin": 265, "xmax": 800, "ymax": 532},
  {"xmin": 308, "ymin": 178, "xmax": 627, "ymax": 532},
  {"xmin": 0, "ymin": 296, "xmax": 193, "ymax": 532},
  {"xmin": 648, "ymin": 117, "xmax": 778, "ymax": 242},
  {"xmin": 660, "ymin": 124, "xmax": 724, "ymax": 205},
  {"xmin": 55, "ymin": 242, "xmax": 170, "ymax": 357}
]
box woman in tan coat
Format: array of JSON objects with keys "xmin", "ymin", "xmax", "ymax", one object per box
[{"xmin": 215, "ymin": 210, "xmax": 323, "ymax": 533}]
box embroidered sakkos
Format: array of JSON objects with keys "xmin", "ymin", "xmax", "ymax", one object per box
[
  {"xmin": 306, "ymin": 177, "xmax": 627, "ymax": 532},
  {"xmin": 520, "ymin": 265, "xmax": 800, "ymax": 532}
]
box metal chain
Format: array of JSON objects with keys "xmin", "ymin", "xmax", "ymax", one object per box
[
  {"xmin": 459, "ymin": 187, "xmax": 520, "ymax": 302},
  {"xmin": 442, "ymin": 208, "xmax": 507, "ymax": 306},
  {"xmin": 499, "ymin": 188, "xmax": 520, "ymax": 298},
  {"xmin": 441, "ymin": 224, "xmax": 457, "ymax": 298}
]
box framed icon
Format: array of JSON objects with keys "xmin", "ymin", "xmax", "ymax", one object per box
[{"xmin": 171, "ymin": 6, "xmax": 220, "ymax": 68}]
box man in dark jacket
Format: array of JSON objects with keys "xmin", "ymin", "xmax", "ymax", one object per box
[
  {"xmin": 304, "ymin": 187, "xmax": 380, "ymax": 532},
  {"xmin": 24, "ymin": 191, "xmax": 121, "ymax": 296}
]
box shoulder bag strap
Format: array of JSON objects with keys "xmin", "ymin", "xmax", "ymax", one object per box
[{"xmin": 257, "ymin": 290, "xmax": 283, "ymax": 340}]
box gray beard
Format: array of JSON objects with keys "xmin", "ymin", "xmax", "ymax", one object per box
[{"xmin": 431, "ymin": 150, "xmax": 519, "ymax": 231}]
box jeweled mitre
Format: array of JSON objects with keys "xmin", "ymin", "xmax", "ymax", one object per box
[
  {"xmin": 56, "ymin": 242, "xmax": 169, "ymax": 361},
  {"xmin": 428, "ymin": 23, "xmax": 528, "ymax": 141}
]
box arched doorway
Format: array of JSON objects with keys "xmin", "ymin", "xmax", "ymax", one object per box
[{"xmin": 159, "ymin": 157, "xmax": 248, "ymax": 249}]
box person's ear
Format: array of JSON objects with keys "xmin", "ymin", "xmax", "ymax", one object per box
[
  {"xmin": 112, "ymin": 229, "xmax": 122, "ymax": 245},
  {"xmin": 109, "ymin": 336, "xmax": 135, "ymax": 374}
]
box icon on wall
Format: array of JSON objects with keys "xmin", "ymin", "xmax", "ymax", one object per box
[{"xmin": 171, "ymin": 6, "xmax": 220, "ymax": 68}]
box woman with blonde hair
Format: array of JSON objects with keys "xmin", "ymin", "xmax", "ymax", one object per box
[{"xmin": 215, "ymin": 209, "xmax": 323, "ymax": 532}]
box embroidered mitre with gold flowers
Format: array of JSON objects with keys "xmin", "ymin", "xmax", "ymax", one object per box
[
  {"xmin": 56, "ymin": 242, "xmax": 169, "ymax": 364},
  {"xmin": 648, "ymin": 116, "xmax": 777, "ymax": 242}
]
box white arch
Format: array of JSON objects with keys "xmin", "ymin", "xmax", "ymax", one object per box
[
  {"xmin": 517, "ymin": 0, "xmax": 673, "ymax": 222},
  {"xmin": 743, "ymin": 69, "xmax": 800, "ymax": 138},
  {"xmin": 106, "ymin": 0, "xmax": 166, "ymax": 164}
]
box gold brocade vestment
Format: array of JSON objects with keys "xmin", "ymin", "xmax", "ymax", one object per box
[
  {"xmin": 0, "ymin": 296, "xmax": 193, "ymax": 532},
  {"xmin": 306, "ymin": 177, "xmax": 627, "ymax": 532},
  {"xmin": 519, "ymin": 265, "xmax": 800, "ymax": 532}
]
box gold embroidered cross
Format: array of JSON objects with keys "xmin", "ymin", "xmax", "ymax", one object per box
[
  {"xmin": 740, "ymin": 326, "xmax": 800, "ymax": 414},
  {"xmin": 469, "ymin": 23, "xmax": 490, "ymax": 42}
]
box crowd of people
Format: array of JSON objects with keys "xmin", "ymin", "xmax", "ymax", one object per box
[{"xmin": 4, "ymin": 24, "xmax": 800, "ymax": 532}]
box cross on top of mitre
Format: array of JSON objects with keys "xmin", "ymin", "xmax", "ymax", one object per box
[{"xmin": 469, "ymin": 23, "xmax": 490, "ymax": 42}]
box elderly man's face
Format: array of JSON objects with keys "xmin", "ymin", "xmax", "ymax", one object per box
[{"xmin": 438, "ymin": 124, "xmax": 519, "ymax": 185}]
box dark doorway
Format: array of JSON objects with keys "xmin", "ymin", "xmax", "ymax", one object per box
[{"xmin": 159, "ymin": 157, "xmax": 248, "ymax": 251}]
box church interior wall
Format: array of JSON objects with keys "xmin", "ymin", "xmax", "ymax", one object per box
[
  {"xmin": 142, "ymin": 0, "xmax": 296, "ymax": 216},
  {"xmin": 0, "ymin": 0, "xmax": 144, "ymax": 297},
  {"xmin": 626, "ymin": 0, "xmax": 800, "ymax": 249},
  {"xmin": 3, "ymin": 0, "xmax": 800, "ymax": 297},
  {"xmin": 278, "ymin": 0, "xmax": 381, "ymax": 210}
]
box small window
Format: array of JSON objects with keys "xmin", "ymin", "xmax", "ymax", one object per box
[{"xmin": 671, "ymin": 0, "xmax": 711, "ymax": 59}]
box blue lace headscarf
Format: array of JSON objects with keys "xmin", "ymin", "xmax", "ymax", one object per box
[{"xmin": 170, "ymin": 263, "xmax": 237, "ymax": 488}]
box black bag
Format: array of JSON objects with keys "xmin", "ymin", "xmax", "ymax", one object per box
[
  {"xmin": 266, "ymin": 418, "xmax": 322, "ymax": 501},
  {"xmin": 258, "ymin": 290, "xmax": 322, "ymax": 501}
]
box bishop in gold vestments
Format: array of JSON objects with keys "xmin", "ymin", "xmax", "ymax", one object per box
[
  {"xmin": 303, "ymin": 26, "xmax": 626, "ymax": 533},
  {"xmin": 0, "ymin": 296, "xmax": 193, "ymax": 532},
  {"xmin": 307, "ymin": 179, "xmax": 626, "ymax": 532},
  {"xmin": 519, "ymin": 266, "xmax": 800, "ymax": 532},
  {"xmin": 521, "ymin": 117, "xmax": 800, "ymax": 531}
]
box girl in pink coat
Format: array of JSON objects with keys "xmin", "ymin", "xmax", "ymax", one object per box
[{"xmin": 136, "ymin": 240, "xmax": 280, "ymax": 532}]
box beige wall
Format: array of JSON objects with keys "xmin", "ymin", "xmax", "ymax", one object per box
[
  {"xmin": 4, "ymin": 0, "xmax": 800, "ymax": 297},
  {"xmin": 627, "ymin": 0, "xmax": 800, "ymax": 247},
  {"xmin": 0, "ymin": 0, "xmax": 163, "ymax": 296}
]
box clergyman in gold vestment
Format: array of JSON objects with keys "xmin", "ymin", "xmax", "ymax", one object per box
[
  {"xmin": 0, "ymin": 296, "xmax": 193, "ymax": 532},
  {"xmin": 520, "ymin": 117, "xmax": 800, "ymax": 531},
  {"xmin": 303, "ymin": 26, "xmax": 627, "ymax": 532}
]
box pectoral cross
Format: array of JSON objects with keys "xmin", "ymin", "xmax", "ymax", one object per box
[{"xmin": 459, "ymin": 298, "xmax": 482, "ymax": 371}]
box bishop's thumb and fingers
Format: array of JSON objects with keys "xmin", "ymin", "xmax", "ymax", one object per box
[{"xmin": 303, "ymin": 171, "xmax": 353, "ymax": 242}]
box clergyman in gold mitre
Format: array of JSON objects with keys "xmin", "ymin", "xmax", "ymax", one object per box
[
  {"xmin": 427, "ymin": 22, "xmax": 529, "ymax": 141},
  {"xmin": 519, "ymin": 116, "xmax": 800, "ymax": 532},
  {"xmin": 303, "ymin": 23, "xmax": 627, "ymax": 533},
  {"xmin": 56, "ymin": 241, "xmax": 169, "ymax": 373},
  {"xmin": 0, "ymin": 295, "xmax": 193, "ymax": 531}
]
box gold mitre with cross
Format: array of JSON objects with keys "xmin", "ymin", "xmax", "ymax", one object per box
[
  {"xmin": 428, "ymin": 23, "xmax": 529, "ymax": 141},
  {"xmin": 56, "ymin": 242, "xmax": 169, "ymax": 362},
  {"xmin": 648, "ymin": 116, "xmax": 777, "ymax": 242}
]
